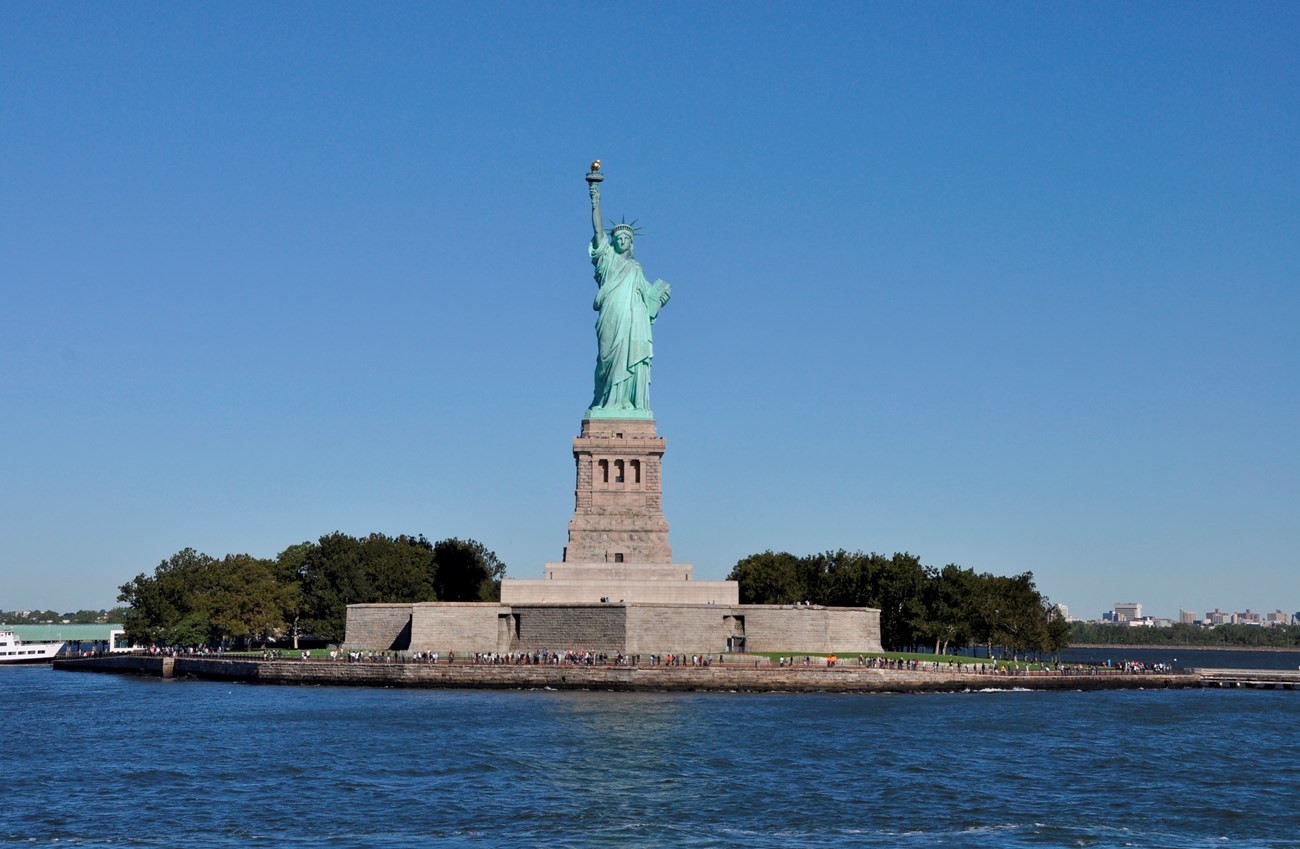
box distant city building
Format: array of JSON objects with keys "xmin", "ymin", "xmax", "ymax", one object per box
[
  {"xmin": 1263, "ymin": 610, "xmax": 1290, "ymax": 627},
  {"xmin": 1053, "ymin": 604, "xmax": 1069, "ymax": 621},
  {"xmin": 1178, "ymin": 609, "xmax": 1197, "ymax": 625},
  {"xmin": 1231, "ymin": 609, "xmax": 1261, "ymax": 626},
  {"xmin": 1112, "ymin": 602, "xmax": 1142, "ymax": 622},
  {"xmin": 1206, "ymin": 608, "xmax": 1230, "ymax": 626}
]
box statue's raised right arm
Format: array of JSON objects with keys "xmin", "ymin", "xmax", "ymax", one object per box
[{"xmin": 590, "ymin": 182, "xmax": 606, "ymax": 249}]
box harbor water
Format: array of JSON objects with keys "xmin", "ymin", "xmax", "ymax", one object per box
[{"xmin": 4, "ymin": 665, "xmax": 1298, "ymax": 848}]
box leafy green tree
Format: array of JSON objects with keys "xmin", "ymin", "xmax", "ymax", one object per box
[
  {"xmin": 819, "ymin": 551, "xmax": 929, "ymax": 649},
  {"xmin": 116, "ymin": 548, "xmax": 301, "ymax": 647},
  {"xmin": 171, "ymin": 610, "xmax": 213, "ymax": 647},
  {"xmin": 274, "ymin": 542, "xmax": 313, "ymax": 648},
  {"xmin": 117, "ymin": 548, "xmax": 218, "ymax": 645},
  {"xmin": 968, "ymin": 572, "xmax": 1006, "ymax": 659},
  {"xmin": 727, "ymin": 551, "xmax": 802, "ymax": 604},
  {"xmin": 999, "ymin": 573, "xmax": 1049, "ymax": 659},
  {"xmin": 728, "ymin": 549, "xmax": 930, "ymax": 650},
  {"xmin": 793, "ymin": 552, "xmax": 829, "ymax": 604},
  {"xmin": 433, "ymin": 537, "xmax": 506, "ymax": 602},
  {"xmin": 818, "ymin": 550, "xmax": 871, "ymax": 607},
  {"xmin": 967, "ymin": 572, "xmax": 1052, "ymax": 660},
  {"xmin": 728, "ymin": 549, "xmax": 1068, "ymax": 656},
  {"xmin": 297, "ymin": 532, "xmax": 446, "ymax": 642},
  {"xmin": 1044, "ymin": 602, "xmax": 1072, "ymax": 658},
  {"xmin": 298, "ymin": 532, "xmax": 371, "ymax": 643},
  {"xmin": 918, "ymin": 565, "xmax": 978, "ymax": 656},
  {"xmin": 363, "ymin": 534, "xmax": 437, "ymax": 602},
  {"xmin": 873, "ymin": 553, "xmax": 929, "ymax": 651},
  {"xmin": 109, "ymin": 531, "xmax": 508, "ymax": 647},
  {"xmin": 204, "ymin": 554, "xmax": 294, "ymax": 647}
]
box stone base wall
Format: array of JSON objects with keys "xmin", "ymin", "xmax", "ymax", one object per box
[
  {"xmin": 501, "ymin": 578, "xmax": 739, "ymax": 605},
  {"xmin": 824, "ymin": 608, "xmax": 878, "ymax": 652},
  {"xmin": 343, "ymin": 604, "xmax": 414, "ymax": 650},
  {"xmin": 624, "ymin": 605, "xmax": 737, "ymax": 654},
  {"xmin": 740, "ymin": 606, "xmax": 882, "ymax": 654},
  {"xmin": 511, "ymin": 604, "xmax": 626, "ymax": 650},
  {"xmin": 407, "ymin": 602, "xmax": 505, "ymax": 654},
  {"xmin": 347, "ymin": 601, "xmax": 882, "ymax": 655}
]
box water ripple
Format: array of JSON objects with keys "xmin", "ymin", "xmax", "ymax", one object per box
[{"xmin": 4, "ymin": 668, "xmax": 1299, "ymax": 848}]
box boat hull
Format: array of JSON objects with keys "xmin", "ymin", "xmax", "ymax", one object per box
[
  {"xmin": 0, "ymin": 631, "xmax": 66, "ymax": 664},
  {"xmin": 0, "ymin": 655, "xmax": 61, "ymax": 665}
]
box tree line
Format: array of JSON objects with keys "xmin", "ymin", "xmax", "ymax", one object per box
[
  {"xmin": 117, "ymin": 532, "xmax": 505, "ymax": 648},
  {"xmin": 1, "ymin": 608, "xmax": 128, "ymax": 625},
  {"xmin": 727, "ymin": 550, "xmax": 1070, "ymax": 659},
  {"xmin": 1070, "ymin": 621, "xmax": 1300, "ymax": 648}
]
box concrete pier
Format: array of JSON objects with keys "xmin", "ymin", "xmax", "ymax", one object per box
[{"xmin": 1190, "ymin": 668, "xmax": 1300, "ymax": 689}]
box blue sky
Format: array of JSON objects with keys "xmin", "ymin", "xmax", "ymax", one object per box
[{"xmin": 3, "ymin": 3, "xmax": 1296, "ymax": 620}]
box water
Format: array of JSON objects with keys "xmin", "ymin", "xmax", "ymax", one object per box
[{"xmin": 4, "ymin": 666, "xmax": 1299, "ymax": 848}]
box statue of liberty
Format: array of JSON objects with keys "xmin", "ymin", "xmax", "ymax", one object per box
[{"xmin": 586, "ymin": 162, "xmax": 672, "ymax": 419}]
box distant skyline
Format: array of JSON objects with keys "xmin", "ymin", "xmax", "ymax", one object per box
[{"xmin": 3, "ymin": 4, "xmax": 1297, "ymax": 619}]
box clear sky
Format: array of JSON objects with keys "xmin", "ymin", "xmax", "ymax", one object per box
[{"xmin": 3, "ymin": 3, "xmax": 1296, "ymax": 620}]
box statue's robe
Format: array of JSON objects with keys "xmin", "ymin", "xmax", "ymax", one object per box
[{"xmin": 589, "ymin": 237, "xmax": 671, "ymax": 413}]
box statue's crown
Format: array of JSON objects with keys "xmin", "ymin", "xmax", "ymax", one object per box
[{"xmin": 609, "ymin": 216, "xmax": 642, "ymax": 239}]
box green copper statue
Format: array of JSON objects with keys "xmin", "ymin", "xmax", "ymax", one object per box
[{"xmin": 585, "ymin": 161, "xmax": 672, "ymax": 419}]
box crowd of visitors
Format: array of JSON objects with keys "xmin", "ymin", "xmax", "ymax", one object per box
[{"xmin": 128, "ymin": 644, "xmax": 1181, "ymax": 676}]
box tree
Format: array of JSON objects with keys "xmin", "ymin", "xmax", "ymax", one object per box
[
  {"xmin": 872, "ymin": 553, "xmax": 929, "ymax": 651},
  {"xmin": 969, "ymin": 572, "xmax": 1051, "ymax": 660},
  {"xmin": 1043, "ymin": 602, "xmax": 1072, "ymax": 658},
  {"xmin": 998, "ymin": 573, "xmax": 1049, "ymax": 660},
  {"xmin": 298, "ymin": 532, "xmax": 372, "ymax": 643},
  {"xmin": 296, "ymin": 532, "xmax": 445, "ymax": 642},
  {"xmin": 918, "ymin": 565, "xmax": 978, "ymax": 656},
  {"xmin": 363, "ymin": 534, "xmax": 437, "ymax": 603},
  {"xmin": 818, "ymin": 550, "xmax": 870, "ymax": 607},
  {"xmin": 727, "ymin": 551, "xmax": 802, "ymax": 604},
  {"xmin": 204, "ymin": 554, "xmax": 294, "ymax": 647},
  {"xmin": 274, "ymin": 542, "xmax": 313, "ymax": 648},
  {"xmin": 112, "ymin": 530, "xmax": 510, "ymax": 648},
  {"xmin": 116, "ymin": 548, "xmax": 303, "ymax": 648},
  {"xmin": 117, "ymin": 547, "xmax": 218, "ymax": 645},
  {"xmin": 433, "ymin": 537, "xmax": 506, "ymax": 602}
]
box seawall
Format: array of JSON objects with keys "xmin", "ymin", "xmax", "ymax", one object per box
[{"xmin": 53, "ymin": 656, "xmax": 1204, "ymax": 693}]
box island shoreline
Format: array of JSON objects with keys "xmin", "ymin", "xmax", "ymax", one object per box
[{"xmin": 51, "ymin": 655, "xmax": 1213, "ymax": 694}]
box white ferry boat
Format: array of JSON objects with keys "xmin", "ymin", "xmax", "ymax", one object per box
[{"xmin": 0, "ymin": 630, "xmax": 65, "ymax": 664}]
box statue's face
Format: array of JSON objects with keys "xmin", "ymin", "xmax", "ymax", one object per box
[{"xmin": 614, "ymin": 231, "xmax": 633, "ymax": 254}]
